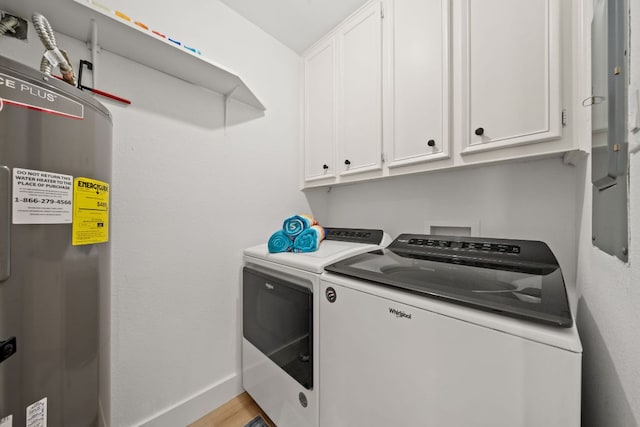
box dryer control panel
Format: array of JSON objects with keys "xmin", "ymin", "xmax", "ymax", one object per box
[{"xmin": 324, "ymin": 228, "xmax": 384, "ymax": 245}]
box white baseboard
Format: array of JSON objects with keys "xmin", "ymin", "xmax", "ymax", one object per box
[{"xmin": 135, "ymin": 373, "xmax": 243, "ymax": 427}]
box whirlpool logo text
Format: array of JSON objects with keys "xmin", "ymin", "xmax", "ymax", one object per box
[{"xmin": 389, "ymin": 307, "xmax": 412, "ymax": 319}]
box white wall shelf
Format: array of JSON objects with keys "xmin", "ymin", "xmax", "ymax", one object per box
[
  {"xmin": 8, "ymin": 0, "xmax": 265, "ymax": 110},
  {"xmin": 73, "ymin": 0, "xmax": 264, "ymax": 110}
]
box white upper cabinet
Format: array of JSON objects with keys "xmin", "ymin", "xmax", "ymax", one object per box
[
  {"xmin": 337, "ymin": 1, "xmax": 384, "ymax": 177},
  {"xmin": 460, "ymin": 0, "xmax": 561, "ymax": 154},
  {"xmin": 386, "ymin": 0, "xmax": 450, "ymax": 168},
  {"xmin": 301, "ymin": 0, "xmax": 580, "ymax": 189},
  {"xmin": 304, "ymin": 39, "xmax": 337, "ymax": 183}
]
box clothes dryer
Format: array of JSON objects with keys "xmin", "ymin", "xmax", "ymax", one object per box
[{"xmin": 242, "ymin": 228, "xmax": 390, "ymax": 427}]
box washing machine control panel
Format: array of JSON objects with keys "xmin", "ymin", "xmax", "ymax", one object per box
[{"xmin": 405, "ymin": 238, "xmax": 521, "ymax": 254}]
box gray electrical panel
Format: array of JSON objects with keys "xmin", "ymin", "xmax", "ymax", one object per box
[{"xmin": 591, "ymin": 0, "xmax": 628, "ymax": 262}]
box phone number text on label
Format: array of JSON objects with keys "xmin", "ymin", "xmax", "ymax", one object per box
[{"xmin": 14, "ymin": 198, "xmax": 72, "ymax": 205}]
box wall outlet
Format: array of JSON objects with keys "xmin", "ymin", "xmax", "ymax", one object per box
[{"xmin": 425, "ymin": 219, "xmax": 480, "ymax": 237}]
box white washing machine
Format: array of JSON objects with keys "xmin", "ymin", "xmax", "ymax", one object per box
[
  {"xmin": 320, "ymin": 234, "xmax": 582, "ymax": 427},
  {"xmin": 242, "ymin": 228, "xmax": 391, "ymax": 427}
]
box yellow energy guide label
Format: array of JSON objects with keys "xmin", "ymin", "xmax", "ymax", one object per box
[{"xmin": 72, "ymin": 177, "xmax": 109, "ymax": 245}]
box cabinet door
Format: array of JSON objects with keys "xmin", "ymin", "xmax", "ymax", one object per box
[
  {"xmin": 304, "ymin": 39, "xmax": 336, "ymax": 182},
  {"xmin": 462, "ymin": 0, "xmax": 560, "ymax": 154},
  {"xmin": 337, "ymin": 1, "xmax": 383, "ymax": 176},
  {"xmin": 388, "ymin": 0, "xmax": 450, "ymax": 168}
]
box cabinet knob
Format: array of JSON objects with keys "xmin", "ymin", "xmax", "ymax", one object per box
[
  {"xmin": 427, "ymin": 139, "xmax": 436, "ymax": 147},
  {"xmin": 322, "ymin": 164, "xmax": 329, "ymax": 170},
  {"xmin": 475, "ymin": 127, "xmax": 485, "ymax": 136},
  {"xmin": 344, "ymin": 159, "xmax": 351, "ymax": 166}
]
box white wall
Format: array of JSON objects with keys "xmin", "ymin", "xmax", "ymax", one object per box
[
  {"xmin": 100, "ymin": 1, "xmax": 325, "ymax": 425},
  {"xmin": 0, "ymin": 1, "xmax": 326, "ymax": 425},
  {"xmin": 574, "ymin": 1, "xmax": 640, "ymax": 425}
]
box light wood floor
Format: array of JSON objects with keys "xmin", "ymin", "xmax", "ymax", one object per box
[{"xmin": 189, "ymin": 392, "xmax": 275, "ymax": 427}]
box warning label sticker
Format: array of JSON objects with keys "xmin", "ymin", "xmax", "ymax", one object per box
[
  {"xmin": 72, "ymin": 177, "xmax": 109, "ymax": 246},
  {"xmin": 0, "ymin": 72, "xmax": 84, "ymax": 119},
  {"xmin": 12, "ymin": 168, "xmax": 73, "ymax": 224},
  {"xmin": 0, "ymin": 415, "xmax": 13, "ymax": 427},
  {"xmin": 26, "ymin": 397, "xmax": 46, "ymax": 427}
]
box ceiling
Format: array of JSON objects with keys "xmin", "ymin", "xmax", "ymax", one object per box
[{"xmin": 218, "ymin": 0, "xmax": 370, "ymax": 54}]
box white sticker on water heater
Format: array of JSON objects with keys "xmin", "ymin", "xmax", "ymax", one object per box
[
  {"xmin": 12, "ymin": 168, "xmax": 73, "ymax": 224},
  {"xmin": 26, "ymin": 397, "xmax": 47, "ymax": 427},
  {"xmin": 0, "ymin": 415, "xmax": 13, "ymax": 427}
]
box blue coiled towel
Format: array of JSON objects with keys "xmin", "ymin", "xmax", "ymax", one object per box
[
  {"xmin": 293, "ymin": 225, "xmax": 326, "ymax": 253},
  {"xmin": 268, "ymin": 230, "xmax": 294, "ymax": 253},
  {"xmin": 282, "ymin": 214, "xmax": 317, "ymax": 238}
]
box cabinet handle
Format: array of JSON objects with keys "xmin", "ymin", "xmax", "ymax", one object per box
[
  {"xmin": 427, "ymin": 139, "xmax": 436, "ymax": 147},
  {"xmin": 344, "ymin": 159, "xmax": 351, "ymax": 166},
  {"xmin": 475, "ymin": 127, "xmax": 485, "ymax": 136},
  {"xmin": 322, "ymin": 164, "xmax": 329, "ymax": 170}
]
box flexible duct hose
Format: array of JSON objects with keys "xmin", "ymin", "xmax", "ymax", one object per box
[
  {"xmin": 0, "ymin": 15, "xmax": 19, "ymax": 36},
  {"xmin": 31, "ymin": 13, "xmax": 76, "ymax": 86}
]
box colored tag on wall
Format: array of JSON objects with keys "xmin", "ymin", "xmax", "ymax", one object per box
[{"xmin": 72, "ymin": 177, "xmax": 109, "ymax": 246}]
